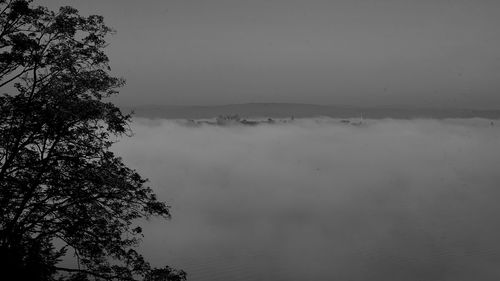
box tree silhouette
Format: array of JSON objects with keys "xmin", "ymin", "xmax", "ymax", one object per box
[{"xmin": 0, "ymin": 1, "xmax": 185, "ymax": 280}]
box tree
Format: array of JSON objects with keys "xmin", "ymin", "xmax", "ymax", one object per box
[{"xmin": 0, "ymin": 1, "xmax": 186, "ymax": 280}]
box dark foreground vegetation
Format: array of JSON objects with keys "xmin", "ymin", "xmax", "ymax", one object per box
[{"xmin": 0, "ymin": 1, "xmax": 185, "ymax": 280}]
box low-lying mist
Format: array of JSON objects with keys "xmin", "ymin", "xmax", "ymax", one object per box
[{"xmin": 113, "ymin": 118, "xmax": 500, "ymax": 281}]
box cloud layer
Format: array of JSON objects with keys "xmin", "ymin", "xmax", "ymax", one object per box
[{"xmin": 113, "ymin": 118, "xmax": 500, "ymax": 281}]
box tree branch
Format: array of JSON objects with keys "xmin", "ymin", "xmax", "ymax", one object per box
[{"xmin": 54, "ymin": 266, "xmax": 137, "ymax": 281}]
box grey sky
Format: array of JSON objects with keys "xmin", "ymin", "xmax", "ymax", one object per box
[{"xmin": 42, "ymin": 0, "xmax": 500, "ymax": 108}]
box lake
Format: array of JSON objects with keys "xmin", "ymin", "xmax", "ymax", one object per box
[{"xmin": 114, "ymin": 118, "xmax": 500, "ymax": 281}]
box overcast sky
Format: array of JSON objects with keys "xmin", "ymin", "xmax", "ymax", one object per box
[{"xmin": 42, "ymin": 0, "xmax": 500, "ymax": 109}]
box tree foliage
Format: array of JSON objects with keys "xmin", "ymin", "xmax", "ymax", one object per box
[{"xmin": 0, "ymin": 1, "xmax": 185, "ymax": 280}]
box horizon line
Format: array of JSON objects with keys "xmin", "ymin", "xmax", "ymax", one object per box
[{"xmin": 118, "ymin": 102, "xmax": 500, "ymax": 111}]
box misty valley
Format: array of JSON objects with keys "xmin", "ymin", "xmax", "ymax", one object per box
[
  {"xmin": 3, "ymin": 1, "xmax": 500, "ymax": 280},
  {"xmin": 112, "ymin": 118, "xmax": 500, "ymax": 281}
]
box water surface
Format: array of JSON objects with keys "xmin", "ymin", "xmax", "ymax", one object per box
[{"xmin": 114, "ymin": 118, "xmax": 500, "ymax": 281}]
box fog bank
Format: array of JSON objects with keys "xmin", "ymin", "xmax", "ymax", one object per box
[{"xmin": 113, "ymin": 118, "xmax": 500, "ymax": 281}]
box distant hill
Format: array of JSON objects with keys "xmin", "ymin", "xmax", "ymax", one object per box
[{"xmin": 122, "ymin": 103, "xmax": 500, "ymax": 119}]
